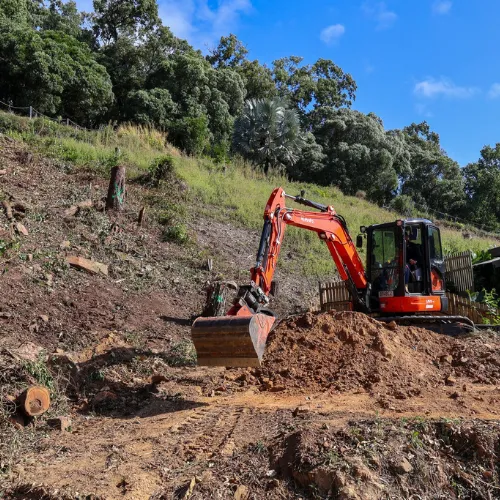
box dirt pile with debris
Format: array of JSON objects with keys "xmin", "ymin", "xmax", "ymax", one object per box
[
  {"xmin": 270, "ymin": 419, "xmax": 500, "ymax": 499},
  {"xmin": 242, "ymin": 311, "xmax": 500, "ymax": 398}
]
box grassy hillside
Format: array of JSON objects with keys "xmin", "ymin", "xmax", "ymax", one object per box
[{"xmin": 1, "ymin": 110, "xmax": 498, "ymax": 278}]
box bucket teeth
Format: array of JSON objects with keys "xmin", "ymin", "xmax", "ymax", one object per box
[{"xmin": 191, "ymin": 314, "xmax": 275, "ymax": 367}]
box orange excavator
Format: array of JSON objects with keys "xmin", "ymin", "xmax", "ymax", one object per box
[{"xmin": 192, "ymin": 187, "xmax": 471, "ymax": 367}]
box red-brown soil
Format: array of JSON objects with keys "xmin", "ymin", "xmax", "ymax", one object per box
[{"xmin": 253, "ymin": 311, "xmax": 500, "ymax": 397}]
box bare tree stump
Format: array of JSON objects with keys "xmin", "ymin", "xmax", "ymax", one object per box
[
  {"xmin": 17, "ymin": 386, "xmax": 50, "ymax": 417},
  {"xmin": 2, "ymin": 200, "xmax": 13, "ymax": 220},
  {"xmin": 106, "ymin": 165, "xmax": 126, "ymax": 211},
  {"xmin": 137, "ymin": 206, "xmax": 146, "ymax": 226}
]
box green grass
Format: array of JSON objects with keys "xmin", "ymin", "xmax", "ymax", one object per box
[
  {"xmin": 174, "ymin": 155, "xmax": 499, "ymax": 275},
  {"xmin": 1, "ymin": 109, "xmax": 498, "ymax": 279}
]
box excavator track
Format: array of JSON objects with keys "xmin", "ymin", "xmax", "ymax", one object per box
[{"xmin": 375, "ymin": 315, "xmax": 477, "ymax": 335}]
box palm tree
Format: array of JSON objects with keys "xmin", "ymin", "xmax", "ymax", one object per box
[{"xmin": 233, "ymin": 98, "xmax": 304, "ymax": 173}]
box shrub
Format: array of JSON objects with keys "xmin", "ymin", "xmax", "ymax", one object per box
[
  {"xmin": 147, "ymin": 155, "xmax": 175, "ymax": 186},
  {"xmin": 390, "ymin": 195, "xmax": 415, "ymax": 215},
  {"xmin": 162, "ymin": 224, "xmax": 189, "ymax": 244}
]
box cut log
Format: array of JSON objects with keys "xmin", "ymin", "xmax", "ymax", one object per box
[
  {"xmin": 106, "ymin": 165, "xmax": 126, "ymax": 211},
  {"xmin": 77, "ymin": 199, "xmax": 92, "ymax": 209},
  {"xmin": 17, "ymin": 386, "xmax": 50, "ymax": 417},
  {"xmin": 66, "ymin": 255, "xmax": 108, "ymax": 276},
  {"xmin": 138, "ymin": 206, "xmax": 146, "ymax": 226}
]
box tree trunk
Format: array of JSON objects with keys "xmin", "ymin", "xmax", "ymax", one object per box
[
  {"xmin": 137, "ymin": 206, "xmax": 146, "ymax": 226},
  {"xmin": 106, "ymin": 165, "xmax": 126, "ymax": 211}
]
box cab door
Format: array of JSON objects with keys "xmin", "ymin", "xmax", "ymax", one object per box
[
  {"xmin": 426, "ymin": 225, "xmax": 445, "ymax": 293},
  {"xmin": 366, "ymin": 223, "xmax": 404, "ymax": 309}
]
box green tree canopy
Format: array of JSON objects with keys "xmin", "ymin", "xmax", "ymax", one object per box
[
  {"xmin": 272, "ymin": 56, "xmax": 357, "ymax": 119},
  {"xmin": 206, "ymin": 33, "xmax": 248, "ymax": 68},
  {"xmin": 313, "ymin": 109, "xmax": 410, "ymax": 204},
  {"xmin": 400, "ymin": 122, "xmax": 465, "ymax": 217},
  {"xmin": 92, "ymin": 0, "xmax": 159, "ymax": 42},
  {"xmin": 0, "ymin": 23, "xmax": 113, "ymax": 124},
  {"xmin": 463, "ymin": 144, "xmax": 500, "ymax": 230}
]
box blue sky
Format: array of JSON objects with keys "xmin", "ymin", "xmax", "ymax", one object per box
[{"xmin": 77, "ymin": 0, "xmax": 500, "ymax": 166}]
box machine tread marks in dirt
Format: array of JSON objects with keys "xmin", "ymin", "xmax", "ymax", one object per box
[{"xmin": 192, "ymin": 187, "xmax": 472, "ymax": 367}]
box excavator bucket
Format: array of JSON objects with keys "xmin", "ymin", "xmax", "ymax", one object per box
[{"xmin": 191, "ymin": 313, "xmax": 275, "ymax": 367}]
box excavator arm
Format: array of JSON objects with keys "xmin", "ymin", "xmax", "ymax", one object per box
[{"xmin": 192, "ymin": 187, "xmax": 368, "ymax": 367}]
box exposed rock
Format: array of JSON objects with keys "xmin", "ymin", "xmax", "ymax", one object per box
[
  {"xmin": 15, "ymin": 222, "xmax": 29, "ymax": 236},
  {"xmin": 393, "ymin": 457, "xmax": 413, "ymax": 475},
  {"xmin": 47, "ymin": 416, "xmax": 72, "ymax": 432}
]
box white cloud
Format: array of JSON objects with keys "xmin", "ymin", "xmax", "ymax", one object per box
[
  {"xmin": 432, "ymin": 1, "xmax": 452, "ymax": 15},
  {"xmin": 414, "ymin": 78, "xmax": 478, "ymax": 99},
  {"xmin": 362, "ymin": 2, "xmax": 397, "ymax": 30},
  {"xmin": 320, "ymin": 24, "xmax": 345, "ymax": 45},
  {"xmin": 488, "ymin": 83, "xmax": 500, "ymax": 99},
  {"xmin": 159, "ymin": 0, "xmax": 253, "ymax": 50}
]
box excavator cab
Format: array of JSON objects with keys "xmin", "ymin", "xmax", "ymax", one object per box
[{"xmin": 365, "ymin": 219, "xmax": 447, "ymax": 314}]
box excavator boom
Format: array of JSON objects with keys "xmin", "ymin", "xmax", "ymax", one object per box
[{"xmin": 192, "ymin": 187, "xmax": 367, "ymax": 367}]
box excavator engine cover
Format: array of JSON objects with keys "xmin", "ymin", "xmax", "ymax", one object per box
[{"xmin": 191, "ymin": 313, "xmax": 275, "ymax": 367}]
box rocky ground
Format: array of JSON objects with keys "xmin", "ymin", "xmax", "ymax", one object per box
[{"xmin": 0, "ymin": 135, "xmax": 499, "ymax": 499}]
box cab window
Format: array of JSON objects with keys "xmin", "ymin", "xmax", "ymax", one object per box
[
  {"xmin": 370, "ymin": 228, "xmax": 400, "ymax": 291},
  {"xmin": 428, "ymin": 226, "xmax": 443, "ymax": 261}
]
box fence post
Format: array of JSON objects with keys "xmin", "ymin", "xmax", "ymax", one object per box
[
  {"xmin": 29, "ymin": 106, "xmax": 33, "ymax": 119},
  {"xmin": 66, "ymin": 118, "xmax": 69, "ymax": 126}
]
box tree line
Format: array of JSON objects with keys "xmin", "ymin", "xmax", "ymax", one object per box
[{"xmin": 1, "ymin": 0, "xmax": 499, "ymax": 231}]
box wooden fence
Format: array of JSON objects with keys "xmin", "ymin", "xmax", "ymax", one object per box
[
  {"xmin": 444, "ymin": 292, "xmax": 497, "ymax": 324},
  {"xmin": 318, "ymin": 280, "xmax": 498, "ymax": 324},
  {"xmin": 444, "ymin": 251, "xmax": 473, "ymax": 293}
]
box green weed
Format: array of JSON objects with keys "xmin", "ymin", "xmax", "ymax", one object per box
[
  {"xmin": 165, "ymin": 340, "xmax": 197, "ymax": 367},
  {"xmin": 23, "ymin": 355, "xmax": 54, "ymax": 390},
  {"xmin": 323, "ymin": 449, "xmax": 342, "ymax": 467},
  {"xmin": 410, "ymin": 430, "xmax": 424, "ymax": 449},
  {"xmin": 162, "ymin": 224, "xmax": 189, "ymax": 245},
  {"xmin": 250, "ymin": 441, "xmax": 267, "ymax": 454}
]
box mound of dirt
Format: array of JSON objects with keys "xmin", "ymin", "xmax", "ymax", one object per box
[
  {"xmin": 244, "ymin": 311, "xmax": 500, "ymax": 398},
  {"xmin": 270, "ymin": 419, "xmax": 500, "ymax": 499}
]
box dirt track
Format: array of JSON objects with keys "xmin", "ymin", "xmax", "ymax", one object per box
[
  {"xmin": 8, "ymin": 311, "xmax": 500, "ymax": 499},
  {"xmin": 9, "ymin": 374, "xmax": 500, "ymax": 499}
]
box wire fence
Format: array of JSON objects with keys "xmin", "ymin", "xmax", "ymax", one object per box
[
  {"xmin": 0, "ymin": 99, "xmax": 93, "ymax": 132},
  {"xmin": 383, "ymin": 200, "xmax": 500, "ymax": 238}
]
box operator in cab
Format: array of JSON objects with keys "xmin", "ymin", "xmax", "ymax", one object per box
[{"xmin": 405, "ymin": 229, "xmax": 423, "ymax": 287}]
